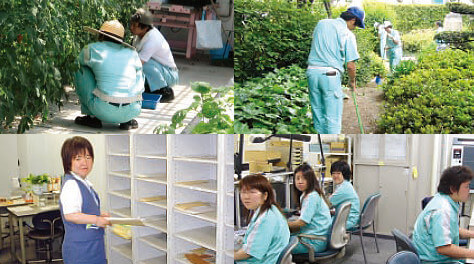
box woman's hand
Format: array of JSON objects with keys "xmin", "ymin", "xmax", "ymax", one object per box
[
  {"xmin": 101, "ymin": 212, "xmax": 110, "ymax": 217},
  {"xmin": 95, "ymin": 216, "xmax": 111, "ymax": 228}
]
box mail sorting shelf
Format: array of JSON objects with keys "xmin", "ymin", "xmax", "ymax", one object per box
[
  {"xmin": 106, "ymin": 135, "xmax": 233, "ymax": 263},
  {"xmin": 147, "ymin": 2, "xmax": 199, "ymax": 59}
]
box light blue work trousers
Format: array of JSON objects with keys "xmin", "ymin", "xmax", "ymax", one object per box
[
  {"xmin": 143, "ymin": 59, "xmax": 179, "ymax": 92},
  {"xmin": 307, "ymin": 68, "xmax": 343, "ymax": 134},
  {"xmin": 388, "ymin": 47, "xmax": 402, "ymax": 72},
  {"xmin": 74, "ymin": 66, "xmax": 142, "ymax": 124}
]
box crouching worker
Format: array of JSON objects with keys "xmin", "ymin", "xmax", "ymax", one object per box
[
  {"xmin": 413, "ymin": 166, "xmax": 474, "ymax": 263},
  {"xmin": 130, "ymin": 8, "xmax": 179, "ymax": 103},
  {"xmin": 235, "ymin": 174, "xmax": 290, "ymax": 263},
  {"xmin": 74, "ymin": 20, "xmax": 144, "ymax": 130}
]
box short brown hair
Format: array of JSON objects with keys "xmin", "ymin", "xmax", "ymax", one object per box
[
  {"xmin": 437, "ymin": 166, "xmax": 473, "ymax": 195},
  {"xmin": 239, "ymin": 174, "xmax": 282, "ymax": 218},
  {"xmin": 61, "ymin": 136, "xmax": 94, "ymax": 174}
]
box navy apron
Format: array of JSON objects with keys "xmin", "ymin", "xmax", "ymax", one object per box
[{"xmin": 60, "ymin": 173, "xmax": 106, "ymax": 264}]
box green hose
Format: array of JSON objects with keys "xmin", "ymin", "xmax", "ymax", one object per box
[{"xmin": 352, "ymin": 91, "xmax": 364, "ymax": 134}]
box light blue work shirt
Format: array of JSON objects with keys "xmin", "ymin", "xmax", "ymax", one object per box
[
  {"xmin": 412, "ymin": 193, "xmax": 463, "ymax": 264},
  {"xmin": 292, "ymin": 191, "xmax": 332, "ymax": 254},
  {"xmin": 386, "ymin": 29, "xmax": 401, "ymax": 50},
  {"xmin": 238, "ymin": 205, "xmax": 290, "ymax": 264},
  {"xmin": 330, "ymin": 180, "xmax": 360, "ymax": 230},
  {"xmin": 307, "ymin": 17, "xmax": 360, "ymax": 73}
]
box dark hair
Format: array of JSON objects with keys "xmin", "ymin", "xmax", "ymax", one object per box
[
  {"xmin": 330, "ymin": 160, "xmax": 352, "ymax": 181},
  {"xmin": 239, "ymin": 174, "xmax": 282, "ymax": 218},
  {"xmin": 437, "ymin": 166, "xmax": 473, "ymax": 195},
  {"xmin": 61, "ymin": 136, "xmax": 94, "ymax": 174},
  {"xmin": 435, "ymin": 21, "xmax": 443, "ymax": 27},
  {"xmin": 98, "ymin": 34, "xmax": 122, "ymax": 45},
  {"xmin": 130, "ymin": 13, "xmax": 152, "ymax": 31},
  {"xmin": 294, "ymin": 163, "xmax": 324, "ymax": 196}
]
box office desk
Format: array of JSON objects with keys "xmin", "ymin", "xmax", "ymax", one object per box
[{"xmin": 8, "ymin": 204, "xmax": 60, "ymax": 264}]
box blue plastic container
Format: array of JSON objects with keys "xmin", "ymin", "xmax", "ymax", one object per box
[
  {"xmin": 210, "ymin": 44, "xmax": 231, "ymax": 60},
  {"xmin": 141, "ymin": 93, "xmax": 162, "ymax": 110}
]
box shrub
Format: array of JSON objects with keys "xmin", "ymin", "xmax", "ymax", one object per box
[
  {"xmin": 378, "ymin": 49, "xmax": 473, "ymax": 133},
  {"xmin": 402, "ymin": 29, "xmax": 437, "ymax": 53},
  {"xmin": 393, "ymin": 4, "xmax": 448, "ymax": 33}
]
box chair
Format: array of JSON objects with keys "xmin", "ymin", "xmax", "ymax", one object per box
[
  {"xmin": 391, "ymin": 228, "xmax": 418, "ymax": 255},
  {"xmin": 276, "ymin": 236, "xmax": 298, "ymax": 264},
  {"xmin": 293, "ymin": 202, "xmax": 352, "ymax": 264},
  {"xmin": 386, "ymin": 251, "xmax": 420, "ymax": 264},
  {"xmin": 347, "ymin": 193, "xmax": 382, "ymax": 264},
  {"xmin": 0, "ymin": 208, "xmax": 10, "ymax": 249},
  {"xmin": 27, "ymin": 210, "xmax": 64, "ymax": 263}
]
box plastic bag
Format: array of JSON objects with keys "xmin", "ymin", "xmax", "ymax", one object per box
[{"xmin": 195, "ymin": 19, "xmax": 223, "ymax": 50}]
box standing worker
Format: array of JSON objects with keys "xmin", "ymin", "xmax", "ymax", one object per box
[
  {"xmin": 60, "ymin": 136, "xmax": 111, "ymax": 264},
  {"xmin": 307, "ymin": 7, "xmax": 365, "ymax": 134},
  {"xmin": 383, "ymin": 21, "xmax": 402, "ymax": 72},
  {"xmin": 130, "ymin": 8, "xmax": 179, "ymax": 103}
]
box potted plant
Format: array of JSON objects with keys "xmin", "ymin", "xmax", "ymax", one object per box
[{"xmin": 22, "ymin": 173, "xmax": 50, "ymax": 195}]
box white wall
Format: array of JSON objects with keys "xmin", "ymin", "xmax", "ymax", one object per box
[{"xmin": 0, "ymin": 135, "xmax": 19, "ymax": 196}]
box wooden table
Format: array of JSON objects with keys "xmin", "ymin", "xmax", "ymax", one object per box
[{"xmin": 8, "ymin": 204, "xmax": 60, "ymax": 264}]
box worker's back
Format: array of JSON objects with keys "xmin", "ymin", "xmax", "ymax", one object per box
[{"xmin": 307, "ymin": 17, "xmax": 358, "ymax": 73}]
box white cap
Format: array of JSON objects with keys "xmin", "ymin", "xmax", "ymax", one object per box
[{"xmin": 383, "ymin": 21, "xmax": 392, "ymax": 28}]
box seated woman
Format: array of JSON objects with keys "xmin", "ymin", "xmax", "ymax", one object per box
[
  {"xmin": 289, "ymin": 164, "xmax": 332, "ymax": 254},
  {"xmin": 235, "ymin": 174, "xmax": 290, "ymax": 264},
  {"xmin": 329, "ymin": 160, "xmax": 360, "ymax": 230}
]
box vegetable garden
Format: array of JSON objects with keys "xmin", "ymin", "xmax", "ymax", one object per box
[
  {"xmin": 235, "ymin": 0, "xmax": 473, "ymax": 134},
  {"xmin": 0, "ymin": 0, "xmax": 233, "ymax": 134}
]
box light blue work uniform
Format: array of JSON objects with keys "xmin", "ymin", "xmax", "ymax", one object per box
[
  {"xmin": 74, "ymin": 42, "xmax": 145, "ymax": 124},
  {"xmin": 237, "ymin": 205, "xmax": 290, "ymax": 264},
  {"xmin": 292, "ymin": 191, "xmax": 332, "ymax": 254},
  {"xmin": 385, "ymin": 30, "xmax": 402, "ymax": 72},
  {"xmin": 143, "ymin": 59, "xmax": 179, "ymax": 92},
  {"xmin": 378, "ymin": 27, "xmax": 387, "ymax": 60},
  {"xmin": 412, "ymin": 193, "xmax": 464, "ymax": 264},
  {"xmin": 306, "ymin": 18, "xmax": 359, "ymax": 134},
  {"xmin": 330, "ymin": 180, "xmax": 360, "ymax": 230},
  {"xmin": 60, "ymin": 173, "xmax": 106, "ymax": 264}
]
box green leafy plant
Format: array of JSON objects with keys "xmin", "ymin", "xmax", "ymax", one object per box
[
  {"xmin": 154, "ymin": 82, "xmax": 234, "ymax": 134},
  {"xmin": 22, "ymin": 173, "xmax": 50, "ymax": 185},
  {"xmin": 402, "ymin": 29, "xmax": 437, "ymax": 53},
  {"xmin": 235, "ymin": 65, "xmax": 316, "ymax": 134}
]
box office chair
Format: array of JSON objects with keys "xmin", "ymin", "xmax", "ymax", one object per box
[
  {"xmin": 391, "ymin": 228, "xmax": 418, "ymax": 255},
  {"xmin": 386, "ymin": 251, "xmax": 420, "ymax": 264},
  {"xmin": 293, "ymin": 202, "xmax": 352, "ymax": 264},
  {"xmin": 347, "ymin": 193, "xmax": 382, "ymax": 264},
  {"xmin": 27, "ymin": 210, "xmax": 64, "ymax": 263},
  {"xmin": 276, "ymin": 236, "xmax": 298, "ymax": 264}
]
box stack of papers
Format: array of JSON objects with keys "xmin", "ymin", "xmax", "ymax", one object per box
[
  {"xmin": 175, "ymin": 202, "xmax": 214, "ymax": 215},
  {"xmin": 107, "ymin": 217, "xmax": 145, "ymax": 226}
]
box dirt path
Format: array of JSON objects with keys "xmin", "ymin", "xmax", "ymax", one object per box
[{"xmin": 342, "ymin": 79, "xmax": 384, "ymax": 134}]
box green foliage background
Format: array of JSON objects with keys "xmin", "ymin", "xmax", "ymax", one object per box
[{"xmin": 0, "ymin": 0, "xmax": 147, "ymax": 133}]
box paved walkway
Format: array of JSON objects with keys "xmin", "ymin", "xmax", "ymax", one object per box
[{"xmin": 22, "ymin": 57, "xmax": 233, "ymax": 134}]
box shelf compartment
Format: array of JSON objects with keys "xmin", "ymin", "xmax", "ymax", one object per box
[
  {"xmin": 134, "ymin": 157, "xmax": 167, "ymax": 180},
  {"xmin": 134, "ymin": 134, "xmax": 167, "ymax": 158},
  {"xmin": 107, "ymin": 135, "xmax": 130, "ymax": 156},
  {"xmin": 140, "ymin": 233, "xmax": 167, "ymax": 252},
  {"xmin": 136, "ymin": 173, "xmax": 167, "ymax": 184},
  {"xmin": 111, "ymin": 207, "xmax": 132, "ymax": 218},
  {"xmin": 109, "ymin": 189, "xmax": 132, "ymax": 199},
  {"xmin": 175, "ymin": 180, "xmax": 217, "ymax": 193},
  {"xmin": 143, "ymin": 215, "xmax": 167, "ymax": 233},
  {"xmin": 176, "ymin": 248, "xmax": 216, "ymax": 264},
  {"xmin": 139, "ymin": 256, "xmax": 167, "ymax": 264},
  {"xmin": 108, "ymin": 156, "xmax": 131, "ymax": 175},
  {"xmin": 172, "ymin": 135, "xmax": 217, "ymax": 160},
  {"xmin": 175, "ymin": 226, "xmax": 217, "ymax": 251},
  {"xmin": 111, "ymin": 243, "xmax": 132, "ymax": 260},
  {"xmin": 173, "ymin": 156, "xmax": 218, "ymax": 164},
  {"xmin": 142, "ymin": 200, "xmax": 167, "ymax": 209},
  {"xmin": 175, "ymin": 208, "xmax": 217, "ymax": 224},
  {"xmin": 109, "ymin": 170, "xmax": 132, "ymax": 178}
]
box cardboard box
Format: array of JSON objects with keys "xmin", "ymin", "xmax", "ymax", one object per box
[
  {"xmin": 249, "ymin": 161, "xmax": 273, "ymax": 173},
  {"xmin": 244, "ymin": 151, "xmax": 281, "ymax": 162},
  {"xmin": 330, "ymin": 142, "xmax": 346, "ymax": 153}
]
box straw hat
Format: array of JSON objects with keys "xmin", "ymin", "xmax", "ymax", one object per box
[{"xmin": 85, "ymin": 20, "xmax": 134, "ymax": 49}]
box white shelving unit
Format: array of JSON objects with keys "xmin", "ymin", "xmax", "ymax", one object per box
[{"xmin": 106, "ymin": 135, "xmax": 234, "ymax": 264}]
